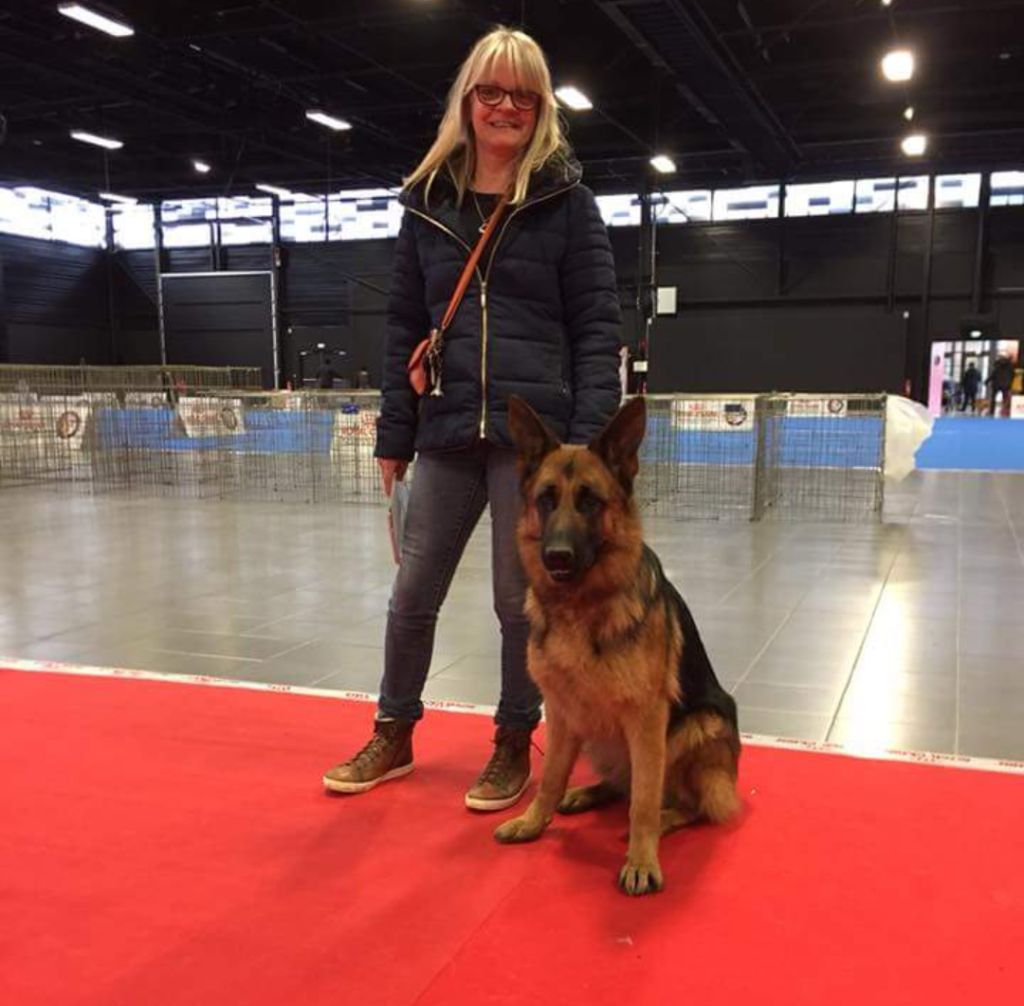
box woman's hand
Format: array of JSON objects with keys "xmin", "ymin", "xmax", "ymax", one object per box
[{"xmin": 378, "ymin": 458, "xmax": 409, "ymax": 498}]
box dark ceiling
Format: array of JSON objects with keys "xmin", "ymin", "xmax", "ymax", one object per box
[{"xmin": 1, "ymin": 0, "xmax": 1022, "ymax": 200}]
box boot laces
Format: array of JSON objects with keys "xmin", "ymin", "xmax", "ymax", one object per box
[
  {"xmin": 350, "ymin": 725, "xmax": 398, "ymax": 769},
  {"xmin": 479, "ymin": 731, "xmax": 528, "ymax": 786}
]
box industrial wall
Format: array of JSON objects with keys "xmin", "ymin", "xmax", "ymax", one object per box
[{"xmin": 3, "ymin": 205, "xmax": 1022, "ymax": 396}]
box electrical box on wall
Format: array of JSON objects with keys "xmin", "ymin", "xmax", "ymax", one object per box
[{"xmin": 656, "ymin": 287, "xmax": 677, "ymax": 315}]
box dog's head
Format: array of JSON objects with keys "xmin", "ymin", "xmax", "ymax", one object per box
[{"xmin": 507, "ymin": 395, "xmax": 646, "ymax": 588}]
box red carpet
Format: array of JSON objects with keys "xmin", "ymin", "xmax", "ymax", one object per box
[{"xmin": 2, "ymin": 667, "xmax": 1021, "ymax": 1006}]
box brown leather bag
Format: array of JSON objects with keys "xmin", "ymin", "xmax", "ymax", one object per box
[{"xmin": 407, "ymin": 193, "xmax": 509, "ymax": 397}]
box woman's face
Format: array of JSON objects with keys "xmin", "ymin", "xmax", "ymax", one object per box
[{"xmin": 469, "ymin": 58, "xmax": 539, "ymax": 159}]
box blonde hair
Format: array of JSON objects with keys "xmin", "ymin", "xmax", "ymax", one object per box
[{"xmin": 404, "ymin": 26, "xmax": 570, "ymax": 206}]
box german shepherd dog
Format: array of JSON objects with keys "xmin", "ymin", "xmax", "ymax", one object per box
[{"xmin": 495, "ymin": 396, "xmax": 741, "ymax": 896}]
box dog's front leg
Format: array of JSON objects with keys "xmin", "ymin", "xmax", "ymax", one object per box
[
  {"xmin": 620, "ymin": 706, "xmax": 669, "ymax": 895},
  {"xmin": 494, "ymin": 710, "xmax": 579, "ymax": 844}
]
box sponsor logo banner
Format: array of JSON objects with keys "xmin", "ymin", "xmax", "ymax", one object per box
[{"xmin": 178, "ymin": 397, "xmax": 245, "ymax": 437}]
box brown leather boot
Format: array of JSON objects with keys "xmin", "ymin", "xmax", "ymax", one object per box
[
  {"xmin": 322, "ymin": 719, "xmax": 415, "ymax": 794},
  {"xmin": 464, "ymin": 726, "xmax": 533, "ymax": 812}
]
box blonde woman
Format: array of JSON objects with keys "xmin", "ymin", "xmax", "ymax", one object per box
[{"xmin": 324, "ymin": 27, "xmax": 622, "ymax": 810}]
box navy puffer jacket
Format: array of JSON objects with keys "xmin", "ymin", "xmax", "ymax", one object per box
[{"xmin": 375, "ymin": 158, "xmax": 622, "ymax": 460}]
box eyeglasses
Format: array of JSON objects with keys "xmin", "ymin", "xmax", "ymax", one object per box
[{"xmin": 472, "ymin": 84, "xmax": 540, "ymax": 112}]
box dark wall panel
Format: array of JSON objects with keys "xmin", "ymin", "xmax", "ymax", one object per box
[
  {"xmin": 0, "ymin": 235, "xmax": 109, "ymax": 363},
  {"xmin": 112, "ymin": 250, "xmax": 160, "ymax": 364},
  {"xmin": 648, "ymin": 304, "xmax": 906, "ymax": 394},
  {"xmin": 930, "ymin": 213, "xmax": 977, "ymax": 297},
  {"xmin": 988, "ymin": 209, "xmax": 1024, "ymax": 292},
  {"xmin": 161, "ymin": 272, "xmax": 275, "ymax": 386},
  {"xmin": 280, "ymin": 240, "xmax": 390, "ymax": 388},
  {"xmin": 5, "ymin": 203, "xmax": 1023, "ymax": 396},
  {"xmin": 784, "ymin": 216, "xmax": 890, "ymax": 299}
]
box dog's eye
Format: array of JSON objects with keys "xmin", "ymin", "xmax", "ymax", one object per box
[
  {"xmin": 575, "ymin": 486, "xmax": 604, "ymax": 516},
  {"xmin": 536, "ymin": 485, "xmax": 557, "ymax": 516}
]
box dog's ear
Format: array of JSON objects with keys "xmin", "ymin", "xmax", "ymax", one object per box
[
  {"xmin": 507, "ymin": 395, "xmax": 560, "ymax": 483},
  {"xmin": 588, "ymin": 396, "xmax": 647, "ymax": 493}
]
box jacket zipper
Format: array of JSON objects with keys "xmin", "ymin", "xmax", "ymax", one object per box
[
  {"xmin": 407, "ymin": 182, "xmax": 578, "ymax": 439},
  {"xmin": 476, "ymin": 182, "xmax": 577, "ymax": 438},
  {"xmin": 479, "ymin": 281, "xmax": 488, "ymax": 436}
]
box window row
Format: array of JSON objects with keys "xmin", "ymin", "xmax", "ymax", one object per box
[
  {"xmin": 114, "ymin": 190, "xmax": 404, "ymax": 250},
  {"xmin": 594, "ymin": 173, "xmax": 1016, "ymax": 226},
  {"xmin": 2, "ymin": 172, "xmax": 1022, "ymax": 249},
  {"xmin": 0, "ymin": 187, "xmax": 107, "ymax": 247}
]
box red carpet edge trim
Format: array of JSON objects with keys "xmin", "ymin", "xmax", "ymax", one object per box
[{"xmin": 3, "ymin": 655, "xmax": 1022, "ymax": 777}]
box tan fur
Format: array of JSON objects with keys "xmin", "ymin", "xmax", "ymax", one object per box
[{"xmin": 495, "ymin": 406, "xmax": 740, "ymax": 896}]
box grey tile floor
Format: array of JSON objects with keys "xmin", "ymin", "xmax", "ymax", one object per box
[{"xmin": 2, "ymin": 470, "xmax": 1023, "ymax": 761}]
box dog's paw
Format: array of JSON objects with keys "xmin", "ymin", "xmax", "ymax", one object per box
[
  {"xmin": 494, "ymin": 814, "xmax": 546, "ymax": 844},
  {"xmin": 557, "ymin": 781, "xmax": 619, "ymax": 815},
  {"xmin": 618, "ymin": 856, "xmax": 664, "ymax": 896}
]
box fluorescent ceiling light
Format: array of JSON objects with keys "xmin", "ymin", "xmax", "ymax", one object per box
[
  {"xmin": 70, "ymin": 129, "xmax": 123, "ymax": 150},
  {"xmin": 255, "ymin": 183, "xmax": 293, "ymax": 198},
  {"xmin": 881, "ymin": 49, "xmax": 915, "ymax": 82},
  {"xmin": 903, "ymin": 105, "xmax": 915, "ymax": 121},
  {"xmin": 901, "ymin": 133, "xmax": 927, "ymax": 156},
  {"xmin": 57, "ymin": 3, "xmax": 134, "ymax": 38},
  {"xmin": 881, "ymin": 0, "xmax": 893, "ymax": 7},
  {"xmin": 193, "ymin": 159, "xmax": 212, "ymax": 174},
  {"xmin": 305, "ymin": 110, "xmax": 352, "ymax": 131},
  {"xmin": 650, "ymin": 154, "xmax": 677, "ymax": 174},
  {"xmin": 555, "ymin": 86, "xmax": 593, "ymax": 111},
  {"xmin": 97, "ymin": 191, "xmax": 136, "ymax": 204}
]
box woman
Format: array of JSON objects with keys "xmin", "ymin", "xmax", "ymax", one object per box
[{"xmin": 323, "ymin": 26, "xmax": 622, "ymax": 811}]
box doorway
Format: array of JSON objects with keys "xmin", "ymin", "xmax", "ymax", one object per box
[{"xmin": 926, "ymin": 339, "xmax": 1019, "ymax": 417}]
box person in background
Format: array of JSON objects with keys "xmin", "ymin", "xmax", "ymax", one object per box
[
  {"xmin": 988, "ymin": 355, "xmax": 1015, "ymax": 417},
  {"xmin": 316, "ymin": 356, "xmax": 343, "ymax": 390},
  {"xmin": 322, "ymin": 26, "xmax": 622, "ymax": 812},
  {"xmin": 960, "ymin": 362, "xmax": 981, "ymax": 413}
]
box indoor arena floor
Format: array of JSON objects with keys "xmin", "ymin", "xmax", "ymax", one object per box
[{"xmin": 2, "ymin": 470, "xmax": 1022, "ymax": 762}]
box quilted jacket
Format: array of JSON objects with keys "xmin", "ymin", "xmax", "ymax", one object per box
[{"xmin": 375, "ymin": 157, "xmax": 622, "ymax": 459}]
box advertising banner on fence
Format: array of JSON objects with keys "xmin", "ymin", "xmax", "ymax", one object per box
[
  {"xmin": 124, "ymin": 391, "xmax": 172, "ymax": 408},
  {"xmin": 786, "ymin": 397, "xmax": 848, "ymax": 417},
  {"xmin": 54, "ymin": 400, "xmax": 91, "ymax": 451},
  {"xmin": 178, "ymin": 397, "xmax": 245, "ymax": 437},
  {"xmin": 670, "ymin": 398, "xmax": 754, "ymax": 432},
  {"xmin": 332, "ymin": 407, "xmax": 377, "ymax": 451},
  {"xmin": 0, "ymin": 398, "xmax": 91, "ymax": 450}
]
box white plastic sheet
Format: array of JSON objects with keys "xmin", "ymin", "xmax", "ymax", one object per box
[{"xmin": 885, "ymin": 395, "xmax": 934, "ymax": 482}]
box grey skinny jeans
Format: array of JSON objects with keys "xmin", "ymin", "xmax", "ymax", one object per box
[{"xmin": 377, "ymin": 441, "xmax": 542, "ymax": 730}]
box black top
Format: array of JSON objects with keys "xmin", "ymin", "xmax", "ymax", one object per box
[{"xmin": 460, "ymin": 190, "xmax": 501, "ymax": 243}]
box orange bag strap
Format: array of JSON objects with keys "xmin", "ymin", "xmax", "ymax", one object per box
[{"xmin": 438, "ymin": 192, "xmax": 509, "ymax": 333}]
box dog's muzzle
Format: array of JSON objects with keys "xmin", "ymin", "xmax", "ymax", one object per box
[{"xmin": 542, "ymin": 545, "xmax": 576, "ymax": 582}]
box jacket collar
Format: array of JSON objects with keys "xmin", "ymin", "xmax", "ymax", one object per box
[{"xmin": 399, "ymin": 155, "xmax": 581, "ymax": 237}]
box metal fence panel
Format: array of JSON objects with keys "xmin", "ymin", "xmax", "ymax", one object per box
[{"xmin": 1, "ymin": 378, "xmax": 885, "ymax": 521}]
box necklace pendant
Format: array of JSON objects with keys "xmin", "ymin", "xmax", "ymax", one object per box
[{"xmin": 479, "ymin": 221, "xmax": 488, "ymax": 234}]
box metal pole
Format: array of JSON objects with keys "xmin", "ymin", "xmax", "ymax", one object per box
[
  {"xmin": 777, "ymin": 182, "xmax": 786, "ymax": 296},
  {"xmin": 971, "ymin": 174, "xmax": 991, "ymax": 315},
  {"xmin": 153, "ymin": 203, "xmax": 167, "ymax": 366},
  {"xmin": 270, "ymin": 196, "xmax": 283, "ymax": 389},
  {"xmin": 104, "ymin": 209, "xmax": 120, "ymax": 363},
  {"xmin": 916, "ymin": 180, "xmax": 937, "ymax": 400}
]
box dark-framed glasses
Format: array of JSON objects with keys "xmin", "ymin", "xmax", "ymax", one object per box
[{"xmin": 473, "ymin": 83, "xmax": 540, "ymax": 111}]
